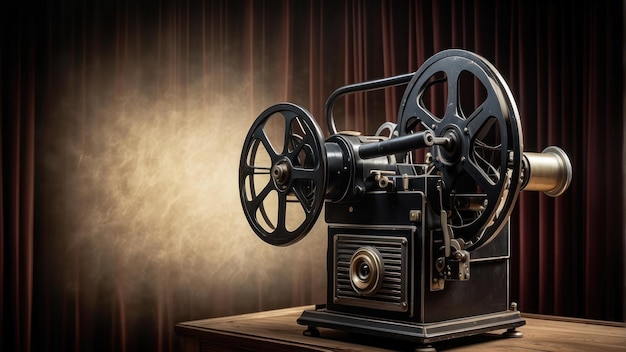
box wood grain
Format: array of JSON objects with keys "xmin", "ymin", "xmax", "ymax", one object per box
[{"xmin": 176, "ymin": 306, "xmax": 626, "ymax": 352}]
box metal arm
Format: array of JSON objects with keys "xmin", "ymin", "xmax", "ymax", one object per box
[{"xmin": 325, "ymin": 73, "xmax": 415, "ymax": 135}]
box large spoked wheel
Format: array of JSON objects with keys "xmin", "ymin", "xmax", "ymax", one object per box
[
  {"xmin": 396, "ymin": 49, "xmax": 524, "ymax": 250},
  {"xmin": 239, "ymin": 103, "xmax": 327, "ymax": 246}
]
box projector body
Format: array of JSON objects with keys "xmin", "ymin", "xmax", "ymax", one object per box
[
  {"xmin": 300, "ymin": 182, "xmax": 520, "ymax": 345},
  {"xmin": 239, "ymin": 50, "xmax": 571, "ymax": 351},
  {"xmin": 298, "ymin": 134, "xmax": 522, "ymax": 346}
]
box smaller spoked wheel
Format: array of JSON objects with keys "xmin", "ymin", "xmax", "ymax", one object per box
[
  {"xmin": 239, "ymin": 103, "xmax": 327, "ymax": 246},
  {"xmin": 396, "ymin": 49, "xmax": 524, "ymax": 250}
]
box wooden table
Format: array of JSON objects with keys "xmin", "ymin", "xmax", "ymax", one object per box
[{"xmin": 175, "ymin": 305, "xmax": 626, "ymax": 352}]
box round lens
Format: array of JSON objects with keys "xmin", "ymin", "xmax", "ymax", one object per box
[{"xmin": 358, "ymin": 262, "xmax": 370, "ymax": 280}]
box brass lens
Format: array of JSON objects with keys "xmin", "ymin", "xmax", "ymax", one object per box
[
  {"xmin": 349, "ymin": 247, "xmax": 384, "ymax": 295},
  {"xmin": 522, "ymin": 146, "xmax": 572, "ymax": 197}
]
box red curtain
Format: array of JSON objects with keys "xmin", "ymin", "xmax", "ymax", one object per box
[
  {"xmin": 1, "ymin": 2, "xmax": 37, "ymax": 351},
  {"xmin": 2, "ymin": 0, "xmax": 623, "ymax": 351}
]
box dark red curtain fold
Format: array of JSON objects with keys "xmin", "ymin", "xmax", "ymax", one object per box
[
  {"xmin": 2, "ymin": 0, "xmax": 623, "ymax": 351},
  {"xmin": 1, "ymin": 3, "xmax": 37, "ymax": 351}
]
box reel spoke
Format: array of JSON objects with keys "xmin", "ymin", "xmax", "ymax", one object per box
[
  {"xmin": 255, "ymin": 181, "xmax": 277, "ymax": 230},
  {"xmin": 277, "ymin": 191, "xmax": 288, "ymax": 232},
  {"xmin": 464, "ymin": 159, "xmax": 498, "ymax": 195},
  {"xmin": 282, "ymin": 111, "xmax": 300, "ymax": 155},
  {"xmin": 249, "ymin": 166, "xmax": 271, "ymax": 175},
  {"xmin": 291, "ymin": 183, "xmax": 314, "ymax": 213},
  {"xmin": 252, "ymin": 125, "xmax": 279, "ymax": 162},
  {"xmin": 290, "ymin": 166, "xmax": 316, "ymax": 181},
  {"xmin": 239, "ymin": 103, "xmax": 326, "ymax": 246},
  {"xmin": 248, "ymin": 180, "xmax": 275, "ymax": 215},
  {"xmin": 242, "ymin": 139, "xmax": 274, "ymax": 229},
  {"xmin": 414, "ymin": 103, "xmax": 439, "ymax": 133},
  {"xmin": 465, "ymin": 92, "xmax": 504, "ymax": 137},
  {"xmin": 443, "ymin": 66, "xmax": 462, "ymax": 122}
]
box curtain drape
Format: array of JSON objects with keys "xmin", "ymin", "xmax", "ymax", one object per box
[
  {"xmin": 2, "ymin": 1, "xmax": 623, "ymax": 351},
  {"xmin": 1, "ymin": 3, "xmax": 37, "ymax": 351}
]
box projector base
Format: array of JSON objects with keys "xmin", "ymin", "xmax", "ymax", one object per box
[{"xmin": 298, "ymin": 306, "xmax": 525, "ymax": 349}]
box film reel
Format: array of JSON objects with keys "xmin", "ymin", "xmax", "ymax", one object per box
[
  {"xmin": 239, "ymin": 103, "xmax": 326, "ymax": 246},
  {"xmin": 396, "ymin": 49, "xmax": 524, "ymax": 250}
]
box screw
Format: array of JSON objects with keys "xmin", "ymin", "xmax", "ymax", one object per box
[{"xmin": 409, "ymin": 210, "xmax": 421, "ymax": 222}]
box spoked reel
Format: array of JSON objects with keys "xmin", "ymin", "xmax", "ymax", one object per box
[
  {"xmin": 396, "ymin": 49, "xmax": 524, "ymax": 249},
  {"xmin": 239, "ymin": 103, "xmax": 326, "ymax": 246}
]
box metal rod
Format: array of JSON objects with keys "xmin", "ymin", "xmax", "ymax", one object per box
[
  {"xmin": 358, "ymin": 131, "xmax": 436, "ymax": 159},
  {"xmin": 325, "ymin": 73, "xmax": 415, "ymax": 136}
]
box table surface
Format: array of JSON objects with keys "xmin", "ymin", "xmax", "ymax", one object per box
[{"xmin": 175, "ymin": 305, "xmax": 626, "ymax": 352}]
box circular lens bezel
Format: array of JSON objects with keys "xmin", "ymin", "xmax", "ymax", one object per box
[{"xmin": 349, "ymin": 247, "xmax": 385, "ymax": 295}]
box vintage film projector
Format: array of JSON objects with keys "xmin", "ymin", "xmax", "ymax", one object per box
[{"xmin": 238, "ymin": 49, "xmax": 572, "ymax": 350}]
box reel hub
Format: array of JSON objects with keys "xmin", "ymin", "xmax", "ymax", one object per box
[
  {"xmin": 271, "ymin": 158, "xmax": 293, "ymax": 190},
  {"xmin": 435, "ymin": 125, "xmax": 463, "ymax": 165}
]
